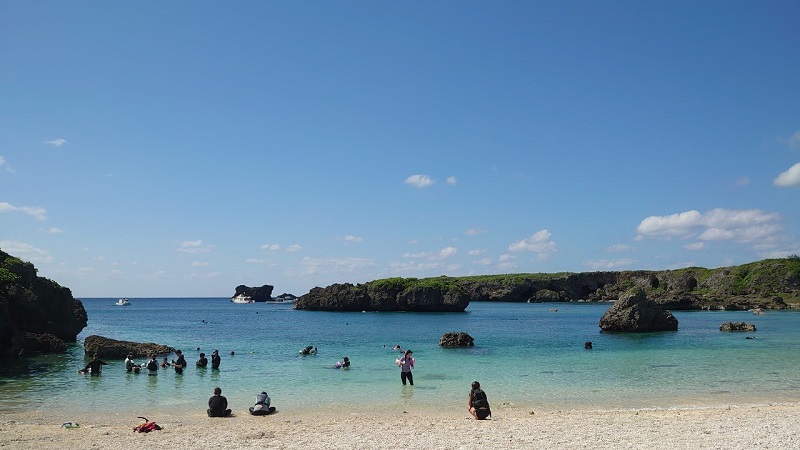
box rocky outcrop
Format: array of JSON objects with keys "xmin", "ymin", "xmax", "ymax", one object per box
[
  {"xmin": 0, "ymin": 249, "xmax": 88, "ymax": 358},
  {"xmin": 720, "ymin": 322, "xmax": 756, "ymax": 332},
  {"xmin": 439, "ymin": 332, "xmax": 474, "ymax": 347},
  {"xmin": 295, "ymin": 278, "xmax": 470, "ymax": 312},
  {"xmin": 232, "ymin": 284, "xmax": 274, "ymax": 302},
  {"xmin": 599, "ymin": 288, "xmax": 679, "ymax": 332},
  {"xmin": 83, "ymin": 335, "xmax": 175, "ymax": 359}
]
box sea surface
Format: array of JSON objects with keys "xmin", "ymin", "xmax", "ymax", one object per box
[{"xmin": 2, "ymin": 298, "xmax": 800, "ymax": 415}]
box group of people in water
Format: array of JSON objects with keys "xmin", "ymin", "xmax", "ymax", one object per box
[
  {"xmin": 82, "ymin": 348, "xmax": 224, "ymax": 377},
  {"xmin": 82, "ymin": 343, "xmax": 492, "ymax": 420}
]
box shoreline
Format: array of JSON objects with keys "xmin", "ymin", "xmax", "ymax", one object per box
[{"xmin": 2, "ymin": 402, "xmax": 798, "ymax": 449}]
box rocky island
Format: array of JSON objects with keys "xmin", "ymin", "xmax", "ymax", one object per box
[
  {"xmin": 296, "ymin": 257, "xmax": 799, "ymax": 312},
  {"xmin": 0, "ymin": 249, "xmax": 88, "ymax": 358},
  {"xmin": 295, "ymin": 277, "xmax": 470, "ymax": 312},
  {"xmin": 231, "ymin": 284, "xmax": 275, "ymax": 302}
]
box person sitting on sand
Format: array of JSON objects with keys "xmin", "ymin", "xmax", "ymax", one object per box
[
  {"xmin": 81, "ymin": 354, "xmax": 107, "ymax": 376},
  {"xmin": 207, "ymin": 387, "xmax": 232, "ymax": 417},
  {"xmin": 249, "ymin": 391, "xmax": 276, "ymax": 415},
  {"xmin": 468, "ymin": 381, "xmax": 492, "ymax": 420}
]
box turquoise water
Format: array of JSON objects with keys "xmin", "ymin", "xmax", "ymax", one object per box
[{"xmin": 2, "ymin": 298, "xmax": 800, "ymax": 414}]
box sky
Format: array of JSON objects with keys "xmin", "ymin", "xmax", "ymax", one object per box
[{"xmin": 1, "ymin": 1, "xmax": 799, "ymax": 298}]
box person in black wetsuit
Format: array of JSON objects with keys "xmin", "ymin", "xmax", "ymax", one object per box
[
  {"xmin": 81, "ymin": 354, "xmax": 108, "ymax": 376},
  {"xmin": 207, "ymin": 387, "xmax": 231, "ymax": 417},
  {"xmin": 196, "ymin": 352, "xmax": 208, "ymax": 368},
  {"xmin": 211, "ymin": 349, "xmax": 221, "ymax": 369},
  {"xmin": 173, "ymin": 350, "xmax": 187, "ymax": 375}
]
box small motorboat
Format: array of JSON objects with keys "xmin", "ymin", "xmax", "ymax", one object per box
[
  {"xmin": 230, "ymin": 294, "xmax": 254, "ymax": 304},
  {"xmin": 115, "ymin": 298, "xmax": 131, "ymax": 306}
]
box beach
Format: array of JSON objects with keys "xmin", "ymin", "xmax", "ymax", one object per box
[{"xmin": 2, "ymin": 403, "xmax": 798, "ymax": 449}]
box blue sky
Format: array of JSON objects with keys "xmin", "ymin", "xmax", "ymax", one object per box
[{"xmin": 2, "ymin": 1, "xmax": 799, "ymax": 298}]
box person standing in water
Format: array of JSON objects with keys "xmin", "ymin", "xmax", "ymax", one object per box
[
  {"xmin": 397, "ymin": 350, "xmax": 415, "ymax": 385},
  {"xmin": 81, "ymin": 354, "xmax": 107, "ymax": 376},
  {"xmin": 211, "ymin": 349, "xmax": 221, "ymax": 369},
  {"xmin": 173, "ymin": 350, "xmax": 187, "ymax": 375}
]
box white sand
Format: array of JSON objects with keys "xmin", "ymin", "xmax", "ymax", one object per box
[{"xmin": 1, "ymin": 403, "xmax": 798, "ymax": 449}]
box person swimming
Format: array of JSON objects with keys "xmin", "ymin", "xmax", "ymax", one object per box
[{"xmin": 335, "ymin": 356, "xmax": 350, "ymax": 369}]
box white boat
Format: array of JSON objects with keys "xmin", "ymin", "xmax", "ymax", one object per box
[
  {"xmin": 230, "ymin": 293, "xmax": 254, "ymax": 304},
  {"xmin": 115, "ymin": 298, "xmax": 130, "ymax": 306}
]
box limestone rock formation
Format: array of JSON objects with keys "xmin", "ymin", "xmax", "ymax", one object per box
[
  {"xmin": 439, "ymin": 332, "xmax": 474, "ymax": 347},
  {"xmin": 720, "ymin": 322, "xmax": 756, "ymax": 332},
  {"xmin": 599, "ymin": 288, "xmax": 679, "ymax": 332},
  {"xmin": 232, "ymin": 284, "xmax": 275, "ymax": 302},
  {"xmin": 0, "ymin": 249, "xmax": 88, "ymax": 358},
  {"xmin": 295, "ymin": 278, "xmax": 470, "ymax": 312},
  {"xmin": 83, "ymin": 335, "xmax": 175, "ymax": 359}
]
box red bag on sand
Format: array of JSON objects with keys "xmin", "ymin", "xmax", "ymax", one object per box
[{"xmin": 133, "ymin": 417, "xmax": 162, "ymax": 433}]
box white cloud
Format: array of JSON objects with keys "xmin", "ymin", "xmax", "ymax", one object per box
[
  {"xmin": 261, "ymin": 244, "xmax": 281, "ymax": 251},
  {"xmin": 342, "ymin": 235, "xmax": 363, "ymax": 243},
  {"xmin": 498, "ymin": 254, "xmax": 516, "ymax": 262},
  {"xmin": 286, "ymin": 244, "xmax": 302, "ymax": 252},
  {"xmin": 0, "ymin": 156, "xmax": 13, "ymax": 172},
  {"xmin": 735, "ymin": 176, "xmax": 750, "ymax": 186},
  {"xmin": 787, "ymin": 130, "xmax": 800, "ymax": 147},
  {"xmin": 465, "ymin": 227, "xmax": 487, "ymax": 236},
  {"xmin": 508, "ymin": 229, "xmax": 558, "ymax": 261},
  {"xmin": 636, "ymin": 210, "xmax": 703, "ymax": 238},
  {"xmin": 299, "ymin": 256, "xmax": 375, "ymax": 275},
  {"xmin": 584, "ymin": 258, "xmax": 634, "ymax": 270},
  {"xmin": 636, "ymin": 208, "xmax": 782, "ymax": 244},
  {"xmin": 684, "ymin": 242, "xmax": 706, "ymax": 251},
  {"xmin": 404, "ymin": 174, "xmax": 434, "ymax": 188},
  {"xmin": 191, "ymin": 261, "xmax": 210, "ymax": 267},
  {"xmin": 39, "ymin": 227, "xmax": 64, "ymax": 234},
  {"xmin": 177, "ymin": 240, "xmax": 212, "ymax": 254},
  {"xmin": 773, "ymin": 162, "xmax": 800, "ymax": 187},
  {"xmin": 438, "ymin": 246, "xmax": 458, "ymax": 258},
  {"xmin": 0, "ymin": 240, "xmax": 53, "ymax": 263},
  {"xmin": 446, "ymin": 176, "xmax": 458, "ymax": 186},
  {"xmin": 246, "ymin": 258, "xmax": 266, "ymax": 264},
  {"xmin": 44, "ymin": 138, "xmax": 67, "ymax": 147},
  {"xmin": 472, "ymin": 257, "xmax": 493, "ymax": 265},
  {"xmin": 467, "ymin": 249, "xmax": 484, "ymax": 256},
  {"xmin": 0, "ymin": 202, "xmax": 48, "ymax": 221},
  {"xmin": 606, "ymin": 244, "xmax": 633, "ymax": 253},
  {"xmin": 403, "ymin": 251, "xmax": 432, "ymax": 259}
]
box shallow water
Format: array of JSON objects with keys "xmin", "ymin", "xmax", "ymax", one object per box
[{"xmin": 2, "ymin": 298, "xmax": 799, "ymax": 414}]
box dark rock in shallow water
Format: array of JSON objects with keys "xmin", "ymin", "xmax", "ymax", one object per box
[
  {"xmin": 720, "ymin": 322, "xmax": 756, "ymax": 332},
  {"xmin": 83, "ymin": 335, "xmax": 175, "ymax": 359},
  {"xmin": 599, "ymin": 288, "xmax": 679, "ymax": 332},
  {"xmin": 21, "ymin": 332, "xmax": 67, "ymax": 353},
  {"xmin": 439, "ymin": 332, "xmax": 475, "ymax": 347}
]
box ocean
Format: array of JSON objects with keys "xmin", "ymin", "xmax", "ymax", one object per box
[{"xmin": 2, "ymin": 298, "xmax": 799, "ymax": 415}]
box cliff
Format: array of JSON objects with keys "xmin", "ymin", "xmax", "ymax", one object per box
[
  {"xmin": 297, "ymin": 257, "xmax": 800, "ymax": 311},
  {"xmin": 0, "ymin": 249, "xmax": 88, "ymax": 358},
  {"xmin": 295, "ymin": 277, "xmax": 470, "ymax": 312}
]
